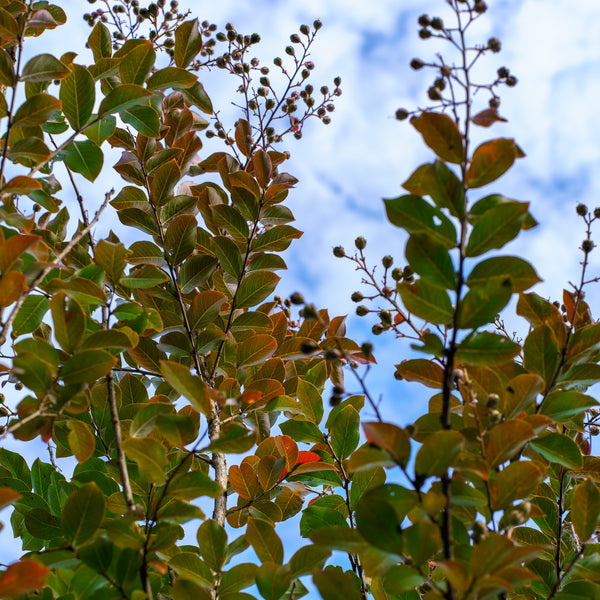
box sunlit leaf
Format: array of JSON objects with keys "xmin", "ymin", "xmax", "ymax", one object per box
[
  {"xmin": 60, "ymin": 64, "xmax": 95, "ymax": 130},
  {"xmin": 415, "ymin": 430, "xmax": 464, "ymax": 477},
  {"xmin": 529, "ymin": 433, "xmax": 582, "ymax": 470},
  {"xmin": 12, "ymin": 94, "xmax": 61, "ymax": 127},
  {"xmin": 235, "ymin": 271, "xmax": 280, "ymax": 309},
  {"xmin": 572, "ymin": 479, "xmax": 600, "ymax": 541},
  {"xmin": 122, "ymin": 437, "xmax": 167, "ymax": 483},
  {"xmin": 411, "ymin": 111, "xmax": 464, "ymax": 164},
  {"xmin": 466, "ymin": 138, "xmax": 520, "ymax": 188},
  {"xmin": 491, "ymin": 461, "xmax": 545, "ymax": 509},
  {"xmin": 21, "ymin": 54, "xmax": 70, "ymax": 82},
  {"xmin": 485, "ymin": 419, "xmax": 536, "ymax": 468},
  {"xmin": 0, "ymin": 559, "xmax": 50, "ymax": 598},
  {"xmin": 61, "ymin": 140, "xmax": 104, "ymax": 182}
]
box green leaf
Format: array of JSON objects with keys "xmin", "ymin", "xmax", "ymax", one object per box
[
  {"xmin": 61, "ymin": 140, "xmax": 103, "ymax": 182},
  {"xmin": 94, "ymin": 239, "xmax": 126, "ymax": 287},
  {"xmin": 174, "ymin": 19, "xmax": 202, "ymax": 69},
  {"xmin": 290, "ymin": 545, "xmax": 331, "ymax": 578},
  {"xmin": 466, "ymin": 256, "xmax": 541, "ymax": 293},
  {"xmin": 83, "ymin": 114, "xmax": 116, "ymax": 145},
  {"xmin": 0, "ymin": 49, "xmax": 15, "ymax": 87},
  {"xmin": 165, "ymin": 214, "xmax": 197, "ymax": 265},
  {"xmin": 466, "ymin": 138, "xmax": 520, "ymax": 188},
  {"xmin": 405, "ymin": 233, "xmax": 456, "ymax": 289},
  {"xmin": 397, "ymin": 279, "xmax": 453, "ymax": 325},
  {"xmin": 98, "ymin": 84, "xmax": 153, "ymax": 116},
  {"xmin": 188, "ymin": 290, "xmax": 228, "ymax": 331},
  {"xmin": 160, "ymin": 360, "xmax": 212, "ymax": 416},
  {"xmin": 251, "ymin": 225, "xmax": 303, "ymax": 253},
  {"xmin": 246, "ymin": 517, "xmax": 284, "ymax": 564},
  {"xmin": 491, "ymin": 461, "xmax": 545, "ymax": 509},
  {"xmin": 256, "ymin": 563, "xmax": 292, "ymax": 600},
  {"xmin": 403, "ymin": 160, "xmax": 464, "ymax": 218},
  {"xmin": 385, "ymin": 195, "xmax": 457, "ymax": 249},
  {"xmin": 60, "ymin": 64, "xmax": 95, "ymax": 130},
  {"xmin": 329, "ymin": 405, "xmax": 360, "ymax": 460},
  {"xmin": 121, "ymin": 264, "xmax": 169, "ymax": 289},
  {"xmin": 21, "ymin": 54, "xmax": 70, "ymax": 82},
  {"xmin": 410, "ymin": 112, "xmax": 465, "ymax": 164},
  {"xmin": 169, "ymin": 552, "xmax": 214, "ymax": 587},
  {"xmin": 523, "ymin": 324, "xmax": 559, "ymax": 390},
  {"xmin": 414, "ymin": 430, "xmax": 464, "ymax": 477},
  {"xmin": 383, "ymin": 565, "xmax": 426, "ymax": 595},
  {"xmin": 466, "ymin": 201, "xmax": 529, "ymax": 257},
  {"xmin": 403, "ymin": 519, "xmax": 441, "ymax": 566},
  {"xmin": 122, "ymin": 437, "xmax": 167, "ymax": 483},
  {"xmin": 147, "ymin": 67, "xmax": 197, "ymax": 90},
  {"xmin": 540, "ymin": 390, "xmax": 599, "ymax": 423},
  {"xmin": 119, "ymin": 41, "xmax": 155, "ymax": 85},
  {"xmin": 121, "ymin": 105, "xmax": 161, "ymax": 138},
  {"xmin": 179, "ymin": 255, "xmax": 218, "ymax": 294},
  {"xmin": 197, "ymin": 520, "xmax": 227, "ymax": 573},
  {"xmin": 183, "ymin": 81, "xmax": 213, "ymax": 115},
  {"xmin": 529, "ymin": 433, "xmax": 582, "ymax": 470},
  {"xmin": 212, "ymin": 205, "xmax": 250, "ymax": 242},
  {"xmin": 12, "ymin": 94, "xmax": 61, "ymax": 127},
  {"xmin": 13, "ymin": 294, "xmax": 49, "ymax": 337},
  {"xmin": 571, "ymin": 479, "xmax": 600, "ymax": 541},
  {"xmin": 456, "ymin": 331, "xmax": 520, "ymax": 366},
  {"xmin": 355, "ymin": 494, "xmax": 403, "ymax": 554},
  {"xmin": 313, "ymin": 566, "xmax": 362, "ymax": 600},
  {"xmin": 557, "ymin": 363, "xmax": 600, "ymax": 389},
  {"xmin": 61, "ymin": 349, "xmax": 117, "ymax": 385},
  {"xmin": 61, "ymin": 482, "xmax": 105, "ymax": 547},
  {"xmin": 169, "ymin": 471, "xmax": 222, "ymax": 500},
  {"xmin": 67, "ymin": 420, "xmax": 95, "ymax": 464},
  {"xmin": 457, "ymin": 277, "xmax": 513, "ymax": 329},
  {"xmin": 220, "ymin": 563, "xmax": 258, "ymax": 595},
  {"xmin": 235, "ymin": 271, "xmax": 281, "ymax": 309},
  {"xmin": 117, "ymin": 207, "xmax": 158, "ymax": 236},
  {"xmin": 24, "ymin": 507, "xmax": 63, "ymax": 540},
  {"xmin": 213, "ymin": 235, "xmax": 243, "ymax": 278},
  {"xmin": 297, "ymin": 379, "xmax": 324, "ymax": 425},
  {"xmin": 10, "ymin": 137, "xmax": 51, "ymax": 165},
  {"xmin": 88, "ymin": 22, "xmax": 112, "ymax": 61}
]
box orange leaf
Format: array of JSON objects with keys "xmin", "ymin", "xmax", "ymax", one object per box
[
  {"xmin": 0, "ymin": 559, "xmax": 50, "ymax": 597},
  {"xmin": 0, "ymin": 271, "xmax": 27, "ymax": 306},
  {"xmin": 0, "ymin": 488, "xmax": 21, "ymax": 510},
  {"xmin": 3, "ymin": 176, "xmax": 42, "ymax": 195}
]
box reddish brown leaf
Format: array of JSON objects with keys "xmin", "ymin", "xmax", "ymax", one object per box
[
  {"xmin": 471, "ymin": 107, "xmax": 508, "ymax": 127},
  {"xmin": 0, "ymin": 271, "xmax": 27, "ymax": 306}
]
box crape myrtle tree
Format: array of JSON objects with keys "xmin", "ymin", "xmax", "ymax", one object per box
[{"xmin": 1, "ymin": 1, "xmax": 600, "ymax": 600}]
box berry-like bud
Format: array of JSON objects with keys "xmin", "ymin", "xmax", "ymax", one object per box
[
  {"xmin": 395, "ymin": 108, "xmax": 409, "ymax": 121},
  {"xmin": 379, "ymin": 310, "xmax": 392, "ymax": 325},
  {"xmin": 590, "ymin": 426, "xmax": 600, "ymax": 436},
  {"xmin": 354, "ymin": 236, "xmax": 367, "ymax": 250},
  {"xmin": 582, "ymin": 239, "xmax": 595, "ymax": 253},
  {"xmin": 430, "ymin": 17, "xmax": 444, "ymax": 30},
  {"xmin": 488, "ymin": 409, "xmax": 502, "ymax": 425},
  {"xmin": 505, "ymin": 75, "xmax": 518, "ymax": 87},
  {"xmin": 427, "ymin": 86, "xmax": 442, "ymax": 101},
  {"xmin": 313, "ymin": 19, "xmax": 322, "ymax": 30},
  {"xmin": 419, "ymin": 28, "xmax": 432, "ymax": 39},
  {"xmin": 410, "ymin": 58, "xmax": 425, "ymax": 70},
  {"xmin": 488, "ymin": 38, "xmax": 501, "ymax": 53},
  {"xmin": 382, "ymin": 286, "xmax": 394, "ymax": 298},
  {"xmin": 334, "ymin": 76, "xmax": 341, "ymax": 86},
  {"xmin": 417, "ymin": 14, "xmax": 430, "ymax": 27},
  {"xmin": 356, "ymin": 305, "xmax": 369, "ymax": 317},
  {"xmin": 474, "ymin": 1, "xmax": 487, "ymax": 13},
  {"xmin": 489, "ymin": 96, "xmax": 500, "ymax": 109},
  {"xmin": 576, "ymin": 203, "xmax": 588, "ymax": 216},
  {"xmin": 302, "ymin": 304, "xmax": 318, "ymax": 320},
  {"xmin": 594, "ymin": 208, "xmax": 600, "ymax": 219},
  {"xmin": 300, "ymin": 24, "xmax": 309, "ymax": 35},
  {"xmin": 486, "ymin": 393, "xmax": 500, "ymax": 409},
  {"xmin": 382, "ymin": 255, "xmax": 393, "ymax": 268},
  {"xmin": 361, "ymin": 342, "xmax": 373, "ymax": 357},
  {"xmin": 351, "ymin": 292, "xmax": 363, "ymax": 302},
  {"xmin": 391, "ymin": 267, "xmax": 402, "ymax": 281},
  {"xmin": 300, "ymin": 339, "xmax": 319, "ymax": 354},
  {"xmin": 289, "ymin": 292, "xmax": 304, "ymax": 305},
  {"xmin": 15, "ymin": 382, "xmax": 23, "ymax": 391},
  {"xmin": 497, "ymin": 66, "xmax": 509, "ymax": 78},
  {"xmin": 290, "ymin": 34, "xmax": 301, "ymax": 43},
  {"xmin": 333, "ymin": 246, "xmax": 345, "ymax": 258},
  {"xmin": 434, "ymin": 78, "xmax": 446, "ymax": 91},
  {"xmin": 332, "ymin": 385, "xmax": 345, "ymax": 395}
]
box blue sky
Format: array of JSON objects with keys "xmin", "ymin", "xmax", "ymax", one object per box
[{"xmin": 3, "ymin": 0, "xmax": 600, "ymax": 588}]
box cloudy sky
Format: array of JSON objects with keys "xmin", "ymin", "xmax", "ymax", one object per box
[{"xmin": 3, "ymin": 0, "xmax": 600, "ymax": 575}]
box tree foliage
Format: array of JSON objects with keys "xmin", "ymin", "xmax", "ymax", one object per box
[{"xmin": 0, "ymin": 1, "xmax": 599, "ymax": 600}]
